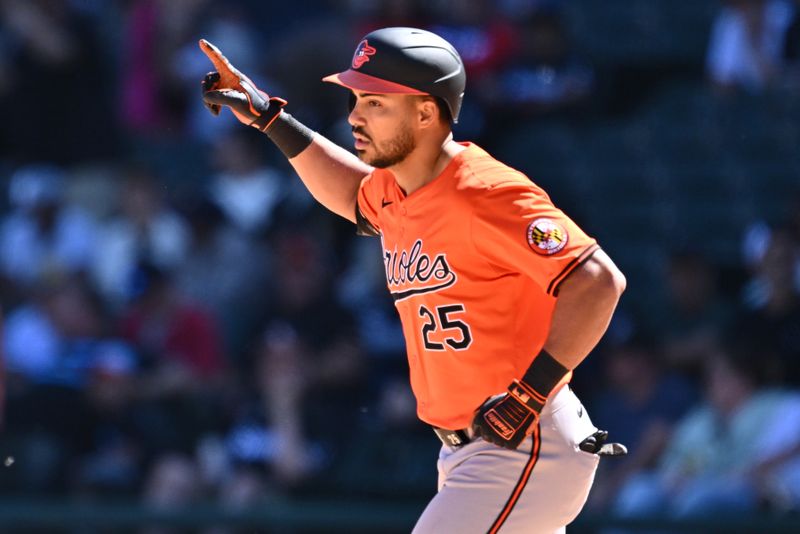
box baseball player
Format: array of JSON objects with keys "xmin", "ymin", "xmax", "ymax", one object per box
[{"xmin": 200, "ymin": 27, "xmax": 627, "ymax": 533}]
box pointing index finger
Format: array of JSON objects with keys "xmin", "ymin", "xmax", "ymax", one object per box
[{"xmin": 198, "ymin": 39, "xmax": 243, "ymax": 88}]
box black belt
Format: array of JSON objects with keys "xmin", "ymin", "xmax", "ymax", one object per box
[{"xmin": 433, "ymin": 427, "xmax": 472, "ymax": 448}]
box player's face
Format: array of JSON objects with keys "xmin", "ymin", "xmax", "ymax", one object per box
[{"xmin": 349, "ymin": 92, "xmax": 417, "ymax": 168}]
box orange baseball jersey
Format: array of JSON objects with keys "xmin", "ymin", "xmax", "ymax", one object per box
[{"xmin": 356, "ymin": 143, "xmax": 599, "ymax": 430}]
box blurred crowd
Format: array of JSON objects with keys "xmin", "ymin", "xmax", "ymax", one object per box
[{"xmin": 1, "ymin": 0, "xmax": 800, "ymax": 529}]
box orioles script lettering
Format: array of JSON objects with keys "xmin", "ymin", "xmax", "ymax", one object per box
[{"xmin": 383, "ymin": 239, "xmax": 457, "ymax": 300}]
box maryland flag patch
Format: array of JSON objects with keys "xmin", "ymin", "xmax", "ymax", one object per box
[{"xmin": 527, "ymin": 218, "xmax": 568, "ymax": 255}]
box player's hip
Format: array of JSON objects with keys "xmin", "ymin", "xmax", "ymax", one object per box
[
  {"xmin": 431, "ymin": 385, "xmax": 590, "ymax": 453},
  {"xmin": 420, "ymin": 388, "xmax": 600, "ymax": 533}
]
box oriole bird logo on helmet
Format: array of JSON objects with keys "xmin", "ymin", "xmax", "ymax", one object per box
[{"xmin": 352, "ymin": 40, "xmax": 377, "ymax": 69}]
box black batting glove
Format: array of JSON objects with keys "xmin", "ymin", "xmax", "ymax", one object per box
[
  {"xmin": 198, "ymin": 39, "xmax": 286, "ymax": 131},
  {"xmin": 579, "ymin": 430, "xmax": 628, "ymax": 457},
  {"xmin": 472, "ymin": 380, "xmax": 545, "ymax": 450}
]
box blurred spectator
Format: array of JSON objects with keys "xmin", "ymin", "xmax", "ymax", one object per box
[
  {"xmin": 789, "ymin": 190, "xmax": 800, "ymax": 241},
  {"xmin": 656, "ymin": 251, "xmax": 733, "ymax": 376},
  {"xmin": 208, "ymin": 130, "xmax": 289, "ymax": 235},
  {"xmin": 706, "ymin": 0, "xmax": 796, "ymax": 93},
  {"xmin": 140, "ymin": 454, "xmax": 204, "ymax": 534},
  {"xmin": 736, "ymin": 227, "xmax": 800, "ymax": 385},
  {"xmin": 91, "ymin": 164, "xmax": 190, "ymax": 307},
  {"xmin": 174, "ymin": 197, "xmax": 270, "ymax": 363},
  {"xmin": 121, "ymin": 261, "xmax": 226, "ymax": 393},
  {"xmin": 422, "ymin": 0, "xmax": 518, "ymax": 136},
  {"xmin": 785, "ymin": 1, "xmax": 800, "ymax": 57},
  {"xmin": 613, "ymin": 339, "xmax": 800, "ymax": 518},
  {"xmin": 135, "ymin": 227, "xmax": 363, "ymax": 513},
  {"xmin": 585, "ymin": 336, "xmax": 698, "ymax": 513},
  {"xmin": 351, "ymin": 0, "xmax": 427, "ymax": 31},
  {"xmin": 76, "ymin": 340, "xmax": 143, "ymax": 496},
  {"xmin": 3, "ymin": 278, "xmax": 108, "ymax": 387},
  {"xmin": 337, "ymin": 234, "xmax": 404, "ymax": 355},
  {"xmin": 0, "ymin": 0, "xmax": 116, "ymax": 162},
  {"xmin": 2, "ymin": 276, "xmax": 136, "ymax": 493},
  {"xmin": 253, "ymin": 229, "xmax": 364, "ymax": 485},
  {"xmin": 480, "ymin": 8, "xmax": 595, "ymax": 120},
  {"xmin": 741, "ymin": 191, "xmax": 800, "ymax": 275},
  {"xmin": 117, "ymin": 259, "xmax": 232, "ymax": 513},
  {"xmin": 0, "ymin": 164, "xmax": 97, "ymax": 299},
  {"xmin": 140, "ymin": 438, "xmax": 274, "ymax": 534},
  {"xmin": 783, "ymin": 0, "xmax": 800, "ymax": 85},
  {"xmin": 265, "ymin": 8, "xmax": 357, "ymax": 130},
  {"xmin": 119, "ymin": 0, "xmax": 210, "ymax": 136},
  {"xmin": 337, "ymin": 236, "xmax": 409, "ymax": 422},
  {"xmin": 426, "ymin": 0, "xmax": 516, "ymax": 81}
]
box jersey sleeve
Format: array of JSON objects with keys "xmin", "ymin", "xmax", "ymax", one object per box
[
  {"xmin": 355, "ymin": 173, "xmax": 381, "ymax": 237},
  {"xmin": 471, "ymin": 181, "xmax": 599, "ymax": 296}
]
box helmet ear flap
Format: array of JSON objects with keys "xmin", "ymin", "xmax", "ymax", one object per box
[{"xmin": 434, "ymin": 97, "xmax": 453, "ymax": 124}]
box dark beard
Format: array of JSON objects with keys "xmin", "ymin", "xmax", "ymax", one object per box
[{"xmin": 362, "ymin": 124, "xmax": 416, "ymax": 168}]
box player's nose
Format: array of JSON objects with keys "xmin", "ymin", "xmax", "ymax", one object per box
[
  {"xmin": 347, "ymin": 108, "xmax": 364, "ymax": 128},
  {"xmin": 347, "ymin": 97, "xmax": 366, "ymax": 127}
]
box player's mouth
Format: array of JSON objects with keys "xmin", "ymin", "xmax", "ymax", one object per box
[{"xmin": 353, "ymin": 128, "xmax": 371, "ymax": 150}]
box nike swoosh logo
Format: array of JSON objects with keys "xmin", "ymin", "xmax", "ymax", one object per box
[{"xmin": 381, "ymin": 198, "xmax": 393, "ymax": 208}]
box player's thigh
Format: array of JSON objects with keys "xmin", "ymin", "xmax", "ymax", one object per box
[
  {"xmin": 413, "ymin": 440, "xmax": 596, "ymax": 533},
  {"xmin": 413, "ymin": 441, "xmax": 534, "ymax": 534},
  {"xmin": 413, "ymin": 479, "xmax": 573, "ymax": 534},
  {"xmin": 530, "ymin": 387, "xmax": 603, "ymax": 527}
]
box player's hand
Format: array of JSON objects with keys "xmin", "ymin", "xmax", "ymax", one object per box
[
  {"xmin": 198, "ymin": 39, "xmax": 286, "ymax": 131},
  {"xmin": 472, "ymin": 390, "xmax": 539, "ymax": 450}
]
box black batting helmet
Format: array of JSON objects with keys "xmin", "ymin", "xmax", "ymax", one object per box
[{"xmin": 323, "ymin": 27, "xmax": 466, "ymax": 123}]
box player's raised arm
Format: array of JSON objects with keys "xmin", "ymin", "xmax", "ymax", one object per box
[{"xmin": 198, "ymin": 39, "xmax": 371, "ymax": 223}]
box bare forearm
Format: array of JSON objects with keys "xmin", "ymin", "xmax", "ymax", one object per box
[
  {"xmin": 288, "ymin": 134, "xmax": 373, "ymax": 223},
  {"xmin": 544, "ymin": 249, "xmax": 626, "ymax": 369}
]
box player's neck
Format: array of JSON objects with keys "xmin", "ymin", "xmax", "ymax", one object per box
[{"xmin": 391, "ymin": 134, "xmax": 464, "ymax": 196}]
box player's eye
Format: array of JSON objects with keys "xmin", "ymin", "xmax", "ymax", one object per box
[{"xmin": 367, "ymin": 99, "xmax": 382, "ymax": 108}]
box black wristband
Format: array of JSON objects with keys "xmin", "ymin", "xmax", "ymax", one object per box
[
  {"xmin": 521, "ymin": 349, "xmax": 569, "ymax": 399},
  {"xmin": 265, "ymin": 112, "xmax": 315, "ymax": 159}
]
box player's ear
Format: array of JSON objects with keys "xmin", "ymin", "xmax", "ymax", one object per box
[{"xmin": 416, "ymin": 96, "xmax": 438, "ymax": 129}]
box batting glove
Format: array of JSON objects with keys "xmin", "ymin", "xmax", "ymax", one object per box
[
  {"xmin": 579, "ymin": 429, "xmax": 628, "ymax": 457},
  {"xmin": 198, "ymin": 39, "xmax": 286, "ymax": 131},
  {"xmin": 472, "ymin": 380, "xmax": 545, "ymax": 450}
]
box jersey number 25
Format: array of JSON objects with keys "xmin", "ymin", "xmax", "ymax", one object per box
[{"xmin": 418, "ymin": 304, "xmax": 473, "ymax": 351}]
